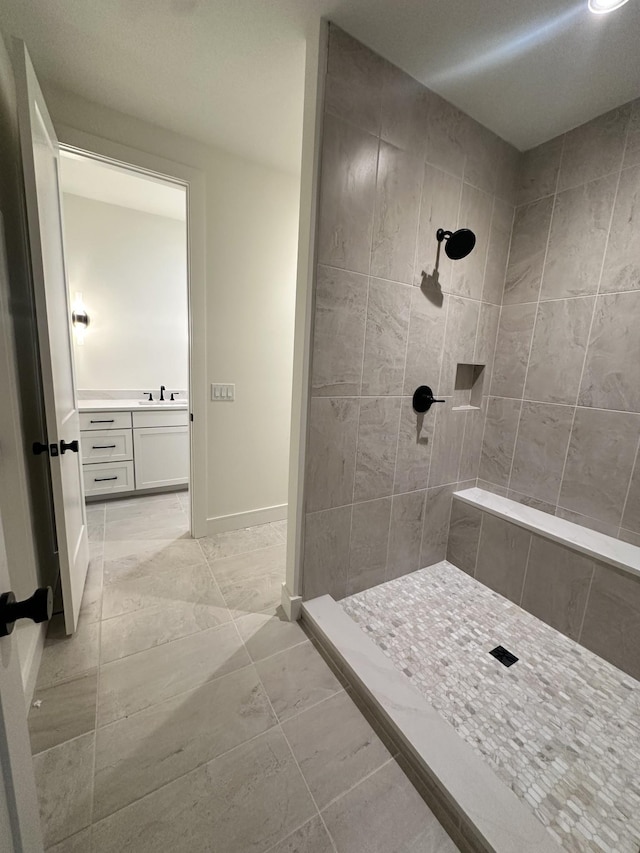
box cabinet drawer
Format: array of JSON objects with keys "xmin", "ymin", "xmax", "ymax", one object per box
[
  {"xmin": 83, "ymin": 461, "xmax": 135, "ymax": 496},
  {"xmin": 80, "ymin": 411, "xmax": 132, "ymax": 431},
  {"xmin": 132, "ymin": 410, "xmax": 189, "ymax": 428},
  {"xmin": 80, "ymin": 429, "xmax": 133, "ymax": 464}
]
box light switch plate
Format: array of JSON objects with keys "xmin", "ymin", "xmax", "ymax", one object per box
[{"xmin": 211, "ymin": 383, "xmax": 235, "ymax": 401}]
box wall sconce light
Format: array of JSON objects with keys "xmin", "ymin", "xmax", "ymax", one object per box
[{"xmin": 71, "ymin": 292, "xmax": 90, "ymax": 345}]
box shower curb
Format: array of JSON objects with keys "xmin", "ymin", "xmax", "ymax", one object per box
[{"xmin": 302, "ymin": 595, "xmax": 562, "ymax": 853}]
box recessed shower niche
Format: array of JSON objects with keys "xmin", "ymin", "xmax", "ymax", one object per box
[{"xmin": 453, "ymin": 363, "xmax": 485, "ymax": 410}]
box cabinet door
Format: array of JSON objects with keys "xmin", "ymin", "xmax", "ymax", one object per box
[{"xmin": 133, "ymin": 426, "xmax": 189, "ymax": 490}]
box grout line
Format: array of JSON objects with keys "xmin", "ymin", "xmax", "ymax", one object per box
[
  {"xmin": 472, "ymin": 512, "xmax": 484, "ymax": 578},
  {"xmin": 576, "ymin": 564, "xmax": 597, "ymax": 646},
  {"xmin": 518, "ymin": 534, "xmax": 534, "ymax": 607},
  {"xmin": 618, "ymin": 432, "xmax": 640, "ymax": 538},
  {"xmin": 252, "ymin": 659, "xmax": 340, "ymax": 853}
]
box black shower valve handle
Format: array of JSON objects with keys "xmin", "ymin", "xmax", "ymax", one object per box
[{"xmin": 412, "ymin": 386, "xmax": 445, "ymax": 414}]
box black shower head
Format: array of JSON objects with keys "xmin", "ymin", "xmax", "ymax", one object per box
[{"xmin": 436, "ymin": 227, "xmax": 476, "ymax": 260}]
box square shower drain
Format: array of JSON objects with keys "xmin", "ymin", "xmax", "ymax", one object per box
[{"xmin": 490, "ymin": 646, "xmax": 518, "ymax": 667}]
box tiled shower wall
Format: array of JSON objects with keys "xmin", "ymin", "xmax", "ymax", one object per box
[
  {"xmin": 480, "ymin": 99, "xmax": 640, "ymax": 544},
  {"xmin": 302, "ymin": 25, "xmax": 519, "ymax": 599}
]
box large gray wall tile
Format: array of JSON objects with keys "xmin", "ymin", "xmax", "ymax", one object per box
[
  {"xmin": 450, "ymin": 183, "xmax": 493, "ymax": 300},
  {"xmin": 354, "ymin": 396, "xmax": 401, "ymax": 502},
  {"xmin": 361, "ymin": 279, "xmax": 411, "ymax": 395},
  {"xmin": 311, "ymin": 266, "xmax": 367, "ymax": 396},
  {"xmin": 428, "ymin": 404, "xmax": 466, "ymax": 487},
  {"xmin": 524, "ymin": 297, "xmax": 594, "ymax": 405},
  {"xmin": 475, "ymin": 514, "xmax": 531, "ymax": 603},
  {"xmin": 393, "ymin": 397, "xmax": 433, "ymax": 495},
  {"xmin": 463, "ymin": 119, "xmax": 500, "ymax": 195},
  {"xmin": 478, "ymin": 396, "xmax": 520, "ymax": 488},
  {"xmin": 600, "ymin": 164, "xmax": 640, "ymax": 293},
  {"xmin": 420, "ymin": 484, "xmax": 455, "ymax": 567},
  {"xmin": 446, "ymin": 500, "xmax": 482, "ymax": 575},
  {"xmin": 522, "ymin": 537, "xmax": 594, "ymax": 640},
  {"xmin": 622, "ymin": 448, "xmax": 640, "ymax": 534},
  {"xmin": 387, "ymin": 490, "xmax": 426, "ymax": 579},
  {"xmin": 503, "ymin": 197, "xmax": 553, "ymax": 305},
  {"xmin": 317, "ymin": 114, "xmax": 378, "ymax": 274},
  {"xmin": 558, "ymin": 104, "xmax": 630, "ymax": 192},
  {"xmin": 541, "ymin": 174, "xmax": 617, "ymax": 299},
  {"xmin": 325, "ymin": 25, "xmax": 384, "ymax": 136},
  {"xmin": 623, "ymin": 98, "xmax": 640, "ymax": 168},
  {"xmin": 371, "ymin": 142, "xmax": 422, "ymax": 284},
  {"xmin": 415, "ymin": 165, "xmax": 462, "ymax": 293},
  {"xmin": 380, "ymin": 63, "xmax": 428, "ymax": 156},
  {"xmin": 490, "ymin": 303, "xmax": 536, "ymax": 399},
  {"xmin": 424, "ymin": 90, "xmax": 467, "ymax": 178},
  {"xmin": 440, "ymin": 295, "xmax": 480, "ymax": 396},
  {"xmin": 306, "ymin": 397, "xmax": 359, "ymax": 512},
  {"xmin": 559, "ymin": 407, "xmax": 640, "ymax": 527},
  {"xmin": 303, "ymin": 506, "xmax": 352, "ymax": 600},
  {"xmin": 483, "ymin": 198, "xmax": 514, "ymax": 305},
  {"xmin": 516, "ymin": 136, "xmax": 563, "ymax": 206},
  {"xmin": 403, "ymin": 286, "xmax": 447, "ymax": 397},
  {"xmin": 510, "ymin": 402, "xmax": 574, "ymax": 505},
  {"xmin": 579, "ymin": 291, "xmax": 640, "ymax": 412},
  {"xmin": 348, "ymin": 498, "xmax": 392, "ymax": 594},
  {"xmin": 580, "ymin": 564, "xmax": 640, "ymax": 680}
]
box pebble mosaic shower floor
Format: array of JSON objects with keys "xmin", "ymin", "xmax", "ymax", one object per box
[{"xmin": 341, "ymin": 561, "xmax": 640, "ymax": 853}]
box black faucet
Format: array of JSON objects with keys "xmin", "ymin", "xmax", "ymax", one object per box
[{"xmin": 159, "ymin": 385, "xmax": 166, "ymax": 402}]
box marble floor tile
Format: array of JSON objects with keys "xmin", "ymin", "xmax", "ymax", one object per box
[
  {"xmin": 322, "ymin": 759, "xmax": 457, "ymax": 853},
  {"xmin": 282, "ymin": 691, "xmax": 391, "ymax": 809},
  {"xmin": 98, "ymin": 622, "xmax": 250, "ymax": 726},
  {"xmin": 29, "ymin": 669, "xmax": 98, "ymax": 755},
  {"xmin": 79, "ymin": 553, "xmax": 104, "ymax": 624},
  {"xmin": 255, "ymin": 641, "xmax": 343, "ymax": 722},
  {"xmin": 101, "ymin": 560, "xmax": 222, "ymax": 620},
  {"xmin": 37, "ymin": 617, "xmax": 100, "ymax": 690},
  {"xmin": 234, "ymin": 611, "xmax": 307, "ymax": 662},
  {"xmin": 103, "ymin": 509, "xmax": 189, "ymax": 541},
  {"xmin": 102, "ymin": 538, "xmax": 205, "ymax": 585},
  {"xmin": 47, "ymin": 827, "xmax": 92, "ymax": 853},
  {"xmin": 91, "ymin": 728, "xmax": 316, "ymax": 853},
  {"xmin": 94, "ymin": 665, "xmax": 277, "ymax": 820},
  {"xmin": 33, "ymin": 732, "xmax": 95, "ymax": 848},
  {"xmin": 265, "ymin": 816, "xmax": 334, "ymax": 853},
  {"xmin": 104, "ymin": 493, "xmax": 181, "ymax": 521},
  {"xmin": 100, "ymin": 592, "xmax": 231, "ymax": 663},
  {"xmin": 209, "ymin": 544, "xmax": 286, "ymax": 616},
  {"xmin": 200, "ymin": 521, "xmax": 284, "ymax": 562}
]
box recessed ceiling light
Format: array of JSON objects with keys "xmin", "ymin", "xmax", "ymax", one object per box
[{"xmin": 588, "ymin": 0, "xmax": 631, "ymax": 13}]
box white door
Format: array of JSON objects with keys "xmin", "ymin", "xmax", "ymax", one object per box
[
  {"xmin": 0, "ymin": 507, "xmax": 45, "ymax": 853},
  {"xmin": 14, "ymin": 42, "xmax": 89, "ymax": 635}
]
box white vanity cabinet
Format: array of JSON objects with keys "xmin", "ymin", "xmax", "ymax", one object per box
[
  {"xmin": 80, "ymin": 406, "xmax": 189, "ymax": 497},
  {"xmin": 132, "ymin": 410, "xmax": 189, "ymax": 490}
]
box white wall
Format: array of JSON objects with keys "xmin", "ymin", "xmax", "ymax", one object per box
[
  {"xmin": 62, "ymin": 193, "xmax": 188, "ymax": 392},
  {"xmin": 45, "ymin": 85, "xmax": 300, "ymax": 526}
]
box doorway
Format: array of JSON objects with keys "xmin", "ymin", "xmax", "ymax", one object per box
[{"xmin": 59, "ymin": 149, "xmax": 192, "ymax": 533}]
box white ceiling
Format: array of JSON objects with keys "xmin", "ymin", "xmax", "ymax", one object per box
[
  {"xmin": 1, "ymin": 0, "xmax": 639, "ymax": 174},
  {"xmin": 60, "ymin": 152, "xmax": 186, "ymax": 221}
]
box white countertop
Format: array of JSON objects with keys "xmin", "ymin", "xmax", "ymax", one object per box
[{"xmin": 79, "ymin": 399, "xmax": 188, "ymax": 412}]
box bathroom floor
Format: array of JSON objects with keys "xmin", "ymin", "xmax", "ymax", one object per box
[
  {"xmin": 342, "ymin": 561, "xmax": 640, "ymax": 853},
  {"xmin": 28, "ymin": 493, "xmax": 457, "ymax": 853}
]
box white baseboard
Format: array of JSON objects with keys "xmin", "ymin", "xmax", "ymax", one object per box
[
  {"xmin": 206, "ymin": 503, "xmax": 287, "ymax": 535},
  {"xmin": 280, "ymin": 583, "xmax": 302, "ymax": 621}
]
